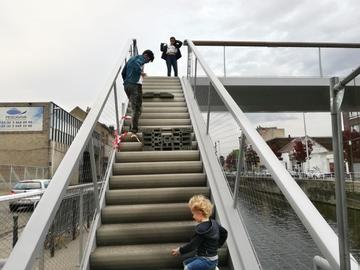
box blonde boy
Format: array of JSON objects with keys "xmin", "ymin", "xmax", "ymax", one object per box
[{"xmin": 172, "ymin": 195, "xmax": 228, "ymax": 270}]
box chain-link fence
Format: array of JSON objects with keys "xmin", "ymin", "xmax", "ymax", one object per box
[
  {"xmin": 0, "ymin": 165, "xmax": 49, "ymax": 194},
  {"xmin": 0, "ymin": 182, "xmax": 101, "ymax": 270}
]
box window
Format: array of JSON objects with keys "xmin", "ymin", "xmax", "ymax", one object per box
[
  {"xmin": 14, "ymin": 182, "xmax": 41, "ymax": 190},
  {"xmin": 349, "ymin": 112, "xmax": 360, "ymax": 119}
]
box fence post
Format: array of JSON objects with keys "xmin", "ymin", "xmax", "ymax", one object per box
[
  {"xmin": 206, "ymin": 83, "xmax": 212, "ymax": 135},
  {"xmin": 233, "ymin": 135, "xmax": 246, "ymax": 207},
  {"xmin": 78, "ymin": 188, "xmax": 84, "ymax": 266},
  {"xmin": 194, "ymin": 58, "xmax": 198, "ymax": 98},
  {"xmin": 318, "ymin": 47, "xmax": 323, "ymax": 77},
  {"xmin": 86, "ymin": 193, "xmax": 91, "ymax": 229},
  {"xmin": 12, "ymin": 214, "xmax": 18, "ymax": 247},
  {"xmin": 50, "ymin": 222, "xmax": 55, "ymax": 257},
  {"xmin": 113, "ymin": 82, "xmax": 121, "ymax": 137},
  {"xmin": 72, "ymin": 198, "xmax": 77, "ymax": 240},
  {"xmin": 89, "ymin": 139, "xmax": 100, "ymax": 212},
  {"xmin": 9, "ymin": 166, "xmax": 13, "ymax": 188}
]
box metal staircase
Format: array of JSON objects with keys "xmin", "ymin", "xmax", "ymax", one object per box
[
  {"xmin": 90, "ymin": 77, "xmax": 230, "ymax": 269},
  {"xmin": 3, "ymin": 39, "xmax": 360, "ymax": 270}
]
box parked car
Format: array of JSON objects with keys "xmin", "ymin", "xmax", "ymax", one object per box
[{"xmin": 9, "ymin": 179, "xmax": 50, "ymax": 211}]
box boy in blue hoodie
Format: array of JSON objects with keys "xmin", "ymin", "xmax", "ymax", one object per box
[
  {"xmin": 121, "ymin": 50, "xmax": 154, "ymax": 134},
  {"xmin": 172, "ymin": 195, "xmax": 228, "ymax": 270}
]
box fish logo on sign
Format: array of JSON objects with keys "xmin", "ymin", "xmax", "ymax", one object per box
[{"xmin": 6, "ymin": 108, "xmax": 27, "ymax": 115}]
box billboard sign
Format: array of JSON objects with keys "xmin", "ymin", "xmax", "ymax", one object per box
[{"xmin": 0, "ymin": 107, "xmax": 44, "ymax": 132}]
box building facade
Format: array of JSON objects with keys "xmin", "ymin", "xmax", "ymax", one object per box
[{"xmin": 0, "ymin": 102, "xmax": 113, "ymax": 189}]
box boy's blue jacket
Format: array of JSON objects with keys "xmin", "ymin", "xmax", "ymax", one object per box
[{"xmin": 121, "ymin": 55, "xmax": 145, "ymax": 85}]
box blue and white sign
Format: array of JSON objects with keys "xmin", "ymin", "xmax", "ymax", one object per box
[{"xmin": 0, "ymin": 107, "xmax": 44, "ymax": 132}]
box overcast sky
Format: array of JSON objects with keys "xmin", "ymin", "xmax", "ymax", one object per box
[{"xmin": 1, "ymin": 0, "xmax": 360, "ymax": 152}]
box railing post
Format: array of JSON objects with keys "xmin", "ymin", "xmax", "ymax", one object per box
[
  {"xmin": 113, "ymin": 82, "xmax": 121, "ymax": 137},
  {"xmin": 72, "ymin": 198, "xmax": 77, "ymax": 240},
  {"xmin": 194, "ymin": 58, "xmax": 198, "ymax": 98},
  {"xmin": 206, "ymin": 82, "xmax": 212, "ymax": 135},
  {"xmin": 330, "ymin": 76, "xmax": 351, "ymax": 270},
  {"xmin": 223, "ymin": 46, "xmax": 226, "ymax": 78},
  {"xmin": 233, "ymin": 134, "xmax": 246, "ymax": 207},
  {"xmin": 78, "ymin": 188, "xmax": 84, "ymax": 266},
  {"xmin": 12, "ymin": 214, "xmax": 18, "ymax": 247},
  {"xmin": 89, "ymin": 139, "xmax": 100, "ymax": 212},
  {"xmin": 86, "ymin": 193, "xmax": 91, "ymax": 229},
  {"xmin": 49, "ymin": 222, "xmax": 55, "ymax": 257},
  {"xmin": 187, "ymin": 46, "xmax": 191, "ymax": 79},
  {"xmin": 318, "ymin": 47, "xmax": 323, "ymax": 77},
  {"xmin": 9, "ymin": 166, "xmax": 13, "ymax": 188}
]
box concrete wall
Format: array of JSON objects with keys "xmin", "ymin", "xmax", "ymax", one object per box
[{"xmin": 0, "ymin": 103, "xmax": 50, "ymax": 167}]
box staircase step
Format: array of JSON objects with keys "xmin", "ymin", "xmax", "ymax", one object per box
[
  {"xmin": 120, "ymin": 132, "xmax": 196, "ymax": 142},
  {"xmin": 101, "ymin": 203, "xmax": 191, "ymax": 224},
  {"xmin": 142, "ymin": 102, "xmax": 186, "ymax": 107},
  {"xmin": 116, "ymin": 150, "xmax": 200, "ymax": 163},
  {"xmin": 142, "ymin": 97, "xmax": 185, "ymax": 102},
  {"xmin": 140, "ymin": 113, "xmax": 189, "ymax": 119},
  {"xmin": 96, "ymin": 221, "xmax": 196, "ymax": 246},
  {"xmin": 122, "ymin": 125, "xmax": 193, "ymax": 132},
  {"xmin": 142, "ymin": 89, "xmax": 183, "ymax": 94},
  {"xmin": 142, "ymin": 85, "xmax": 182, "ymax": 90},
  {"xmin": 109, "ymin": 173, "xmax": 206, "ymax": 189},
  {"xmin": 141, "ymin": 107, "xmax": 188, "ymax": 113},
  {"xmin": 118, "ymin": 141, "xmax": 197, "ymax": 151},
  {"xmin": 118, "ymin": 142, "xmax": 143, "ymax": 151},
  {"xmin": 124, "ymin": 118, "xmax": 191, "ymax": 126},
  {"xmin": 144, "ymin": 76, "xmax": 180, "ymax": 81},
  {"xmin": 113, "ymin": 161, "xmax": 202, "ymax": 175},
  {"xmin": 105, "ymin": 187, "xmax": 210, "ymax": 205},
  {"xmin": 122, "ymin": 125, "xmax": 192, "ymax": 132},
  {"xmin": 90, "ymin": 243, "xmax": 228, "ymax": 270}
]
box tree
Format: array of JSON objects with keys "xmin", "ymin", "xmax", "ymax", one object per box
[
  {"xmin": 292, "ymin": 139, "xmax": 313, "ymax": 169},
  {"xmin": 225, "ymin": 150, "xmax": 239, "ymax": 171},
  {"xmin": 245, "ymin": 145, "xmax": 259, "ymax": 170},
  {"xmin": 268, "ymin": 141, "xmax": 283, "ymax": 160}
]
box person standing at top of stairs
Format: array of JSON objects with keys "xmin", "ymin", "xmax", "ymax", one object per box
[
  {"xmin": 161, "ymin": 37, "xmax": 182, "ymax": 77},
  {"xmin": 121, "ymin": 49, "xmax": 154, "ymax": 133},
  {"xmin": 172, "ymin": 195, "xmax": 228, "ymax": 270}
]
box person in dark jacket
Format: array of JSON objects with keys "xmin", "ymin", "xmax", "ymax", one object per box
[
  {"xmin": 172, "ymin": 195, "xmax": 228, "ymax": 270},
  {"xmin": 121, "ymin": 50, "xmax": 154, "ymax": 134},
  {"xmin": 161, "ymin": 37, "xmax": 182, "ymax": 77}
]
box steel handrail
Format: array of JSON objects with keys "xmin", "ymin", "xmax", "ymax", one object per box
[
  {"xmin": 186, "ymin": 39, "xmax": 359, "ymax": 270},
  {"xmin": 3, "ymin": 39, "xmax": 135, "ymax": 270},
  {"xmin": 191, "ymin": 40, "xmax": 360, "ymax": 48},
  {"xmin": 0, "ymin": 182, "xmax": 103, "ymax": 203}
]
